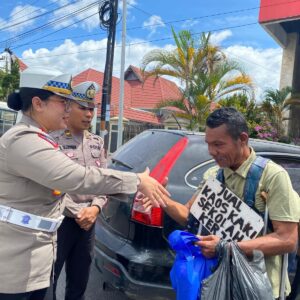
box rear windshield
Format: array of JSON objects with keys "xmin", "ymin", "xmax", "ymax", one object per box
[{"xmin": 110, "ymin": 130, "xmax": 183, "ymax": 172}]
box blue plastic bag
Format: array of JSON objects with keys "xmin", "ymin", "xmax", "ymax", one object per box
[{"xmin": 168, "ymin": 230, "xmax": 218, "ymax": 300}]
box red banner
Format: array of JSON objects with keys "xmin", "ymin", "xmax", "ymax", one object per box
[{"xmin": 259, "ymin": 0, "xmax": 300, "ymax": 23}]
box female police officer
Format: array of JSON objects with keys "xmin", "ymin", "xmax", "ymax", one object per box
[{"xmin": 0, "ymin": 67, "xmax": 169, "ymax": 300}]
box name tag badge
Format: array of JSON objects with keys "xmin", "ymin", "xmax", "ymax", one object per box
[{"xmin": 66, "ymin": 152, "xmax": 74, "ymax": 158}]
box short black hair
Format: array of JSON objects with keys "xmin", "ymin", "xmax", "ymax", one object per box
[{"xmin": 206, "ymin": 107, "xmax": 248, "ymax": 140}]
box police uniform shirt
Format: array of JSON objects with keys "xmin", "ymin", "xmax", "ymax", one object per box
[
  {"xmin": 196, "ymin": 148, "xmax": 300, "ymax": 298},
  {"xmin": 0, "ymin": 115, "xmax": 138, "ymax": 293},
  {"xmin": 51, "ymin": 129, "xmax": 107, "ymax": 217}
]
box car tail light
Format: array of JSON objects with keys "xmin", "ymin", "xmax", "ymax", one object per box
[{"xmin": 131, "ymin": 136, "xmax": 188, "ymax": 227}]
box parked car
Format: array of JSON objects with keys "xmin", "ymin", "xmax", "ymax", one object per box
[{"xmin": 94, "ymin": 129, "xmax": 300, "ymax": 300}]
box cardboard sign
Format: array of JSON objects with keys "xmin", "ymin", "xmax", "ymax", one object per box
[{"xmin": 190, "ymin": 177, "xmax": 264, "ymax": 242}]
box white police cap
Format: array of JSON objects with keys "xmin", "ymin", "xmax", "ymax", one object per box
[
  {"xmin": 20, "ymin": 67, "xmax": 72, "ymax": 97},
  {"xmin": 72, "ymin": 81, "xmax": 100, "ymax": 108}
]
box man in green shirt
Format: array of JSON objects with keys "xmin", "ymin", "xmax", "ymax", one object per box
[{"xmin": 142, "ymin": 107, "xmax": 299, "ymax": 299}]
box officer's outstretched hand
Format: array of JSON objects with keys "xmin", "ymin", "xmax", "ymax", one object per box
[
  {"xmin": 137, "ymin": 168, "xmax": 170, "ymax": 208},
  {"xmin": 76, "ymin": 206, "xmax": 100, "ymax": 231}
]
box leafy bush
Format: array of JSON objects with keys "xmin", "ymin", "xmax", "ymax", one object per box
[{"xmin": 252, "ymin": 121, "xmax": 279, "ymax": 141}]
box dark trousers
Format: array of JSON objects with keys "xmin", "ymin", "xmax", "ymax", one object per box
[
  {"xmin": 0, "ymin": 282, "xmax": 53, "ymax": 300},
  {"xmin": 53, "ymin": 217, "xmax": 95, "ymax": 300}
]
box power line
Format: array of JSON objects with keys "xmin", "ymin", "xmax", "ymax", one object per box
[
  {"xmin": 0, "ymin": 1, "xmax": 99, "ymax": 48},
  {"xmin": 19, "ymin": 22, "xmax": 258, "ymax": 61},
  {"xmin": 126, "ymin": 2, "xmax": 153, "ymax": 17},
  {"xmin": 19, "ymin": 21, "xmax": 277, "ymax": 76},
  {"xmin": 0, "ymin": 0, "xmax": 82, "ymax": 32},
  {"xmin": 8, "ymin": 0, "xmax": 300, "ymax": 51},
  {"xmin": 12, "ymin": 12, "xmax": 100, "ymax": 51},
  {"xmin": 0, "ymin": 0, "xmax": 42, "ymax": 23},
  {"xmin": 129, "ymin": 0, "xmax": 300, "ymax": 29},
  {"xmin": 10, "ymin": 0, "xmax": 62, "ymax": 23}
]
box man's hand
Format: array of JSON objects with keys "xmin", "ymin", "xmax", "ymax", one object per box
[
  {"xmin": 137, "ymin": 168, "xmax": 170, "ymax": 208},
  {"xmin": 195, "ymin": 235, "xmax": 220, "ymax": 258},
  {"xmin": 75, "ymin": 206, "xmax": 100, "ymax": 231},
  {"xmin": 138, "ymin": 177, "xmax": 168, "ymax": 212}
]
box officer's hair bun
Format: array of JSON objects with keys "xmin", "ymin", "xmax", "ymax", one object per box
[{"xmin": 7, "ymin": 92, "xmax": 22, "ymax": 111}]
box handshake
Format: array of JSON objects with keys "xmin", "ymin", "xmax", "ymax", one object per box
[{"xmin": 135, "ymin": 169, "xmax": 169, "ymax": 212}]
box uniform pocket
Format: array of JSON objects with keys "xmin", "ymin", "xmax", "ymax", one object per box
[{"xmin": 91, "ymin": 149, "xmax": 101, "ymax": 158}]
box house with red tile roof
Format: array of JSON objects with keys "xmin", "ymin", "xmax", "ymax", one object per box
[
  {"xmin": 18, "ymin": 58, "xmax": 28, "ymax": 72},
  {"xmin": 15, "ymin": 61, "xmax": 188, "ymax": 152},
  {"xmin": 73, "ymin": 65, "xmax": 189, "ymax": 152}
]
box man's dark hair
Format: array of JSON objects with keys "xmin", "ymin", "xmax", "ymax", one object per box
[{"xmin": 206, "ymin": 107, "xmax": 248, "ymax": 140}]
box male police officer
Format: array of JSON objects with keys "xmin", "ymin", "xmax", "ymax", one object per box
[{"xmin": 51, "ymin": 82, "xmax": 106, "ymax": 300}]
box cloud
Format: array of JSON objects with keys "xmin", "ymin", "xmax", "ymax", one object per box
[
  {"xmin": 210, "ymin": 30, "xmax": 232, "ymax": 45},
  {"xmin": 50, "ymin": 0, "xmax": 100, "ymax": 31},
  {"xmin": 224, "ymin": 45, "xmax": 282, "ymax": 102},
  {"xmin": 20, "ymin": 36, "xmax": 282, "ymax": 103},
  {"xmin": 0, "ymin": 5, "xmax": 45, "ymax": 34},
  {"xmin": 21, "ymin": 37, "xmax": 173, "ymax": 77},
  {"xmin": 143, "ymin": 15, "xmax": 165, "ymax": 36}
]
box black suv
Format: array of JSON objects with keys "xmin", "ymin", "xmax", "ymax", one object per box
[{"xmin": 94, "ymin": 130, "xmax": 300, "ymax": 300}]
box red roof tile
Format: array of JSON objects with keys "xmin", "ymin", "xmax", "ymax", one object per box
[
  {"xmin": 72, "ymin": 66, "xmax": 183, "ymax": 125},
  {"xmin": 17, "ymin": 59, "xmax": 27, "ymax": 71}
]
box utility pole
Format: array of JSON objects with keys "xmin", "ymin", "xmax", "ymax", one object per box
[
  {"xmin": 117, "ymin": 0, "xmax": 127, "ymax": 149},
  {"xmin": 98, "ymin": 0, "xmax": 119, "ymax": 152},
  {"xmin": 4, "ymin": 48, "xmax": 13, "ymax": 73}
]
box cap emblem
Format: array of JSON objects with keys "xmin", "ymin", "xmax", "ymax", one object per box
[{"xmin": 86, "ymin": 84, "xmax": 96, "ymax": 100}]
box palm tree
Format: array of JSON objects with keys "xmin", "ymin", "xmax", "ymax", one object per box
[
  {"xmin": 261, "ymin": 86, "xmax": 292, "ymax": 136},
  {"xmin": 141, "ymin": 28, "xmax": 253, "ymax": 130}
]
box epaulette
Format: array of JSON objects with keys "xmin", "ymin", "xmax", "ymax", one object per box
[
  {"xmin": 50, "ymin": 129, "xmax": 65, "ymax": 142},
  {"xmin": 37, "ymin": 132, "xmax": 59, "ymax": 149},
  {"xmin": 91, "ymin": 133, "xmax": 104, "ymax": 144}
]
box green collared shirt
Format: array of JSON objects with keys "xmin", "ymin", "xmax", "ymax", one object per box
[{"xmin": 202, "ymin": 148, "xmax": 300, "ymax": 298}]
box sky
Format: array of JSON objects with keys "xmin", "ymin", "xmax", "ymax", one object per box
[{"xmin": 0, "ymin": 0, "xmax": 284, "ymax": 101}]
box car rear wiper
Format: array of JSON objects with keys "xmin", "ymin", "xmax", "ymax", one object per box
[{"xmin": 111, "ymin": 158, "xmax": 133, "ymax": 170}]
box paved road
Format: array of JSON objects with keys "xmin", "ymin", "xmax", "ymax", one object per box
[{"xmin": 56, "ymin": 261, "xmax": 128, "ymax": 300}]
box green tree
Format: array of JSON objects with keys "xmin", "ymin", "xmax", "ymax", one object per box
[
  {"xmin": 219, "ymin": 93, "xmax": 265, "ymax": 137},
  {"xmin": 0, "ymin": 60, "xmax": 20, "ymax": 102},
  {"xmin": 141, "ymin": 28, "xmax": 253, "ymax": 130},
  {"xmin": 261, "ymin": 86, "xmax": 292, "ymax": 137}
]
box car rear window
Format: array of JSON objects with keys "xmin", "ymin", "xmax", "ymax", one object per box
[
  {"xmin": 110, "ymin": 130, "xmax": 183, "ymax": 172},
  {"xmin": 271, "ymin": 158, "xmax": 300, "ymax": 193}
]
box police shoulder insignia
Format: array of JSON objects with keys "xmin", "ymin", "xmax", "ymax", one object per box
[{"xmin": 38, "ymin": 133, "xmax": 59, "ymax": 149}]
